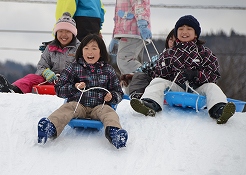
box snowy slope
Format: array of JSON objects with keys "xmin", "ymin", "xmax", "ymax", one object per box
[{"xmin": 0, "ymin": 93, "xmax": 246, "ymax": 175}]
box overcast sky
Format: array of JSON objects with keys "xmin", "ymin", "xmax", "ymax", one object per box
[{"xmin": 0, "ymin": 0, "xmax": 245, "ymax": 65}]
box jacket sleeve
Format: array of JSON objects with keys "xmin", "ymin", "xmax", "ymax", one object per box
[
  {"xmin": 55, "ymin": 0, "xmax": 77, "ymax": 20},
  {"xmin": 107, "ymin": 67, "xmax": 123, "ymax": 105},
  {"xmin": 35, "ymin": 48, "xmax": 52, "ymax": 76},
  {"xmin": 132, "ymin": 0, "xmax": 151, "ymax": 22},
  {"xmin": 198, "ymin": 47, "xmax": 221, "ymax": 84},
  {"xmin": 150, "ymin": 51, "xmax": 172, "ymax": 79},
  {"xmin": 55, "ymin": 63, "xmax": 78, "ymax": 99},
  {"xmin": 100, "ymin": 0, "xmax": 106, "ymax": 29}
]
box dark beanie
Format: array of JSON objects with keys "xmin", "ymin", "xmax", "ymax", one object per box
[{"xmin": 174, "ymin": 15, "xmax": 201, "ymax": 38}]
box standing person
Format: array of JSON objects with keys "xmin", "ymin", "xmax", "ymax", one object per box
[
  {"xmin": 55, "ymin": 0, "xmax": 105, "ymax": 41},
  {"xmin": 37, "ymin": 34, "xmax": 128, "ymax": 149},
  {"xmin": 129, "ymin": 29, "xmax": 175, "ymax": 99},
  {"xmin": 0, "ymin": 12, "xmax": 80, "ymax": 94},
  {"xmin": 130, "ymin": 15, "xmax": 236, "ymax": 124},
  {"xmin": 109, "ymin": 0, "xmax": 152, "ymax": 87}
]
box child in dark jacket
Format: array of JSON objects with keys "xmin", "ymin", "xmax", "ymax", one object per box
[
  {"xmin": 37, "ymin": 34, "xmax": 128, "ymax": 149},
  {"xmin": 130, "ymin": 15, "xmax": 236, "ymax": 124}
]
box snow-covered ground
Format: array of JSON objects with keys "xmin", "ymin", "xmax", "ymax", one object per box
[{"xmin": 0, "ymin": 93, "xmax": 246, "ymax": 175}]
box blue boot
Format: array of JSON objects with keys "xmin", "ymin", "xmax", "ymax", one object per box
[
  {"xmin": 38, "ymin": 118, "xmax": 56, "ymax": 144},
  {"xmin": 105, "ymin": 126, "xmax": 128, "ymax": 149}
]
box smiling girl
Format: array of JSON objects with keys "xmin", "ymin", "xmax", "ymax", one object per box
[{"xmin": 37, "ymin": 34, "xmax": 128, "ymax": 149}]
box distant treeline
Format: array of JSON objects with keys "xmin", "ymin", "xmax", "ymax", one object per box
[{"xmin": 0, "ymin": 30, "xmax": 245, "ymax": 110}]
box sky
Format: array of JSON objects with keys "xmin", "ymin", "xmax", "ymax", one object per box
[
  {"xmin": 0, "ymin": 0, "xmax": 246, "ymax": 65},
  {"xmin": 0, "ymin": 92, "xmax": 246, "ymax": 175}
]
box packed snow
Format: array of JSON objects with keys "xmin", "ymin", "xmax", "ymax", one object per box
[{"xmin": 0, "ymin": 92, "xmax": 246, "ymax": 175}]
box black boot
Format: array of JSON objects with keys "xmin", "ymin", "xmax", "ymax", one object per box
[
  {"xmin": 0, "ymin": 74, "xmax": 14, "ymax": 93},
  {"xmin": 130, "ymin": 98, "xmax": 161, "ymax": 117},
  {"xmin": 129, "ymin": 91, "xmax": 143, "ymax": 99},
  {"xmin": 0, "ymin": 74, "xmax": 23, "ymax": 93},
  {"xmin": 209, "ymin": 102, "xmax": 236, "ymax": 124},
  {"xmin": 12, "ymin": 85, "xmax": 23, "ymax": 93}
]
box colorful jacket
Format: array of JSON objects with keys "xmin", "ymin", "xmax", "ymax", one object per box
[
  {"xmin": 150, "ymin": 40, "xmax": 220, "ymax": 89},
  {"xmin": 55, "ymin": 59, "xmax": 123, "ymax": 108},
  {"xmin": 113, "ymin": 0, "xmax": 151, "ymax": 39},
  {"xmin": 56, "ymin": 0, "xmax": 105, "ymax": 29},
  {"xmin": 35, "ymin": 38, "xmax": 80, "ymax": 76}
]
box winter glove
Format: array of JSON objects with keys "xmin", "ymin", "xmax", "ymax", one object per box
[
  {"xmin": 109, "ymin": 38, "xmax": 119, "ymax": 55},
  {"xmin": 137, "ymin": 19, "xmax": 152, "ymax": 40},
  {"xmin": 120, "ymin": 74, "xmax": 134, "ymax": 87},
  {"xmin": 42, "ymin": 68, "xmax": 57, "ymax": 83},
  {"xmin": 182, "ymin": 69, "xmax": 199, "ymax": 81}
]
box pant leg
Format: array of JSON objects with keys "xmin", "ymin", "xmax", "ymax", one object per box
[
  {"xmin": 117, "ymin": 38, "xmax": 144, "ymax": 74},
  {"xmin": 142, "ymin": 78, "xmax": 184, "ymax": 109},
  {"xmin": 74, "ymin": 16, "xmax": 100, "ymax": 42},
  {"xmin": 195, "ymin": 83, "xmax": 227, "ymax": 110},
  {"xmin": 13, "ymin": 74, "xmax": 45, "ymax": 93},
  {"xmin": 128, "ymin": 72, "xmax": 152, "ymax": 95},
  {"xmin": 48, "ymin": 101, "xmax": 86, "ymax": 137},
  {"xmin": 90, "ymin": 105, "xmax": 122, "ymax": 129}
]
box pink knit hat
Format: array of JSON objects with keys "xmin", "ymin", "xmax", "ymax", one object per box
[{"xmin": 53, "ymin": 12, "xmax": 77, "ymax": 36}]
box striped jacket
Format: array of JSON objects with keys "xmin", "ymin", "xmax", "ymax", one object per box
[{"xmin": 55, "ymin": 59, "xmax": 123, "ymax": 108}]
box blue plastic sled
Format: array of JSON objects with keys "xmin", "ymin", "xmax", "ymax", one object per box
[
  {"xmin": 164, "ymin": 92, "xmax": 206, "ymax": 111},
  {"xmin": 164, "ymin": 91, "xmax": 246, "ymax": 112},
  {"xmin": 67, "ymin": 94, "xmax": 130, "ymax": 130}
]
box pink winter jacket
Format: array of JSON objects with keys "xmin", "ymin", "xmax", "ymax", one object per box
[{"xmin": 113, "ymin": 0, "xmax": 151, "ymax": 39}]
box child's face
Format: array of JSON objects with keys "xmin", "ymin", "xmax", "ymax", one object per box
[
  {"xmin": 177, "ymin": 25, "xmax": 197, "ymax": 42},
  {"xmin": 83, "ymin": 40, "xmax": 100, "ymax": 64},
  {"xmin": 56, "ymin": 29, "xmax": 73, "ymax": 47},
  {"xmin": 168, "ymin": 36, "xmax": 175, "ymax": 49}
]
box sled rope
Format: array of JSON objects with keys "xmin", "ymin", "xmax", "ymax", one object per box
[
  {"xmin": 36, "ymin": 74, "xmax": 60, "ymax": 86},
  {"xmin": 143, "ymin": 39, "xmax": 159, "ymax": 62},
  {"xmin": 73, "ymin": 83, "xmax": 110, "ymax": 114},
  {"xmin": 164, "ymin": 71, "xmax": 181, "ymax": 95},
  {"xmin": 164, "ymin": 71, "xmax": 201, "ymax": 112},
  {"xmin": 184, "ymin": 81, "xmax": 201, "ymax": 112}
]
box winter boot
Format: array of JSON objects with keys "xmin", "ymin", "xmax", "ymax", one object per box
[
  {"xmin": 0, "ymin": 74, "xmax": 15, "ymax": 93},
  {"xmin": 209, "ymin": 102, "xmax": 236, "ymax": 124},
  {"xmin": 129, "ymin": 91, "xmax": 143, "ymax": 99},
  {"xmin": 105, "ymin": 126, "xmax": 128, "ymax": 149},
  {"xmin": 38, "ymin": 118, "xmax": 57, "ymax": 144},
  {"xmin": 0, "ymin": 74, "xmax": 23, "ymax": 93},
  {"xmin": 130, "ymin": 98, "xmax": 161, "ymax": 117}
]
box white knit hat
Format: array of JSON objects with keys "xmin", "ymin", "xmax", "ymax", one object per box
[{"xmin": 53, "ymin": 12, "xmax": 77, "ymax": 36}]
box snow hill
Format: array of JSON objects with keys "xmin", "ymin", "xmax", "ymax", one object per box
[{"xmin": 0, "ymin": 93, "xmax": 246, "ymax": 175}]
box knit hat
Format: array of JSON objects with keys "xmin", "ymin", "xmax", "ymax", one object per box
[
  {"xmin": 53, "ymin": 12, "xmax": 77, "ymax": 36},
  {"xmin": 174, "ymin": 15, "xmax": 201, "ymax": 38}
]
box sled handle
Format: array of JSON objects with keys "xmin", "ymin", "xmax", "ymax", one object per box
[
  {"xmin": 36, "ymin": 74, "xmax": 60, "ymax": 86},
  {"xmin": 74, "ymin": 84, "xmax": 110, "ymax": 114},
  {"xmin": 143, "ymin": 39, "xmax": 159, "ymax": 62}
]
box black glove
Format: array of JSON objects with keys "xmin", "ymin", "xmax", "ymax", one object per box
[{"xmin": 183, "ymin": 69, "xmax": 199, "ymax": 81}]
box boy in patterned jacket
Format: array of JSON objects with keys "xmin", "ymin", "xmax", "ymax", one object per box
[{"xmin": 130, "ymin": 15, "xmax": 236, "ymax": 124}]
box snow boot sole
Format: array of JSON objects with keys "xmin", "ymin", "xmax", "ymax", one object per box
[
  {"xmin": 217, "ymin": 102, "xmax": 236, "ymax": 124},
  {"xmin": 130, "ymin": 98, "xmax": 156, "ymax": 117}
]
